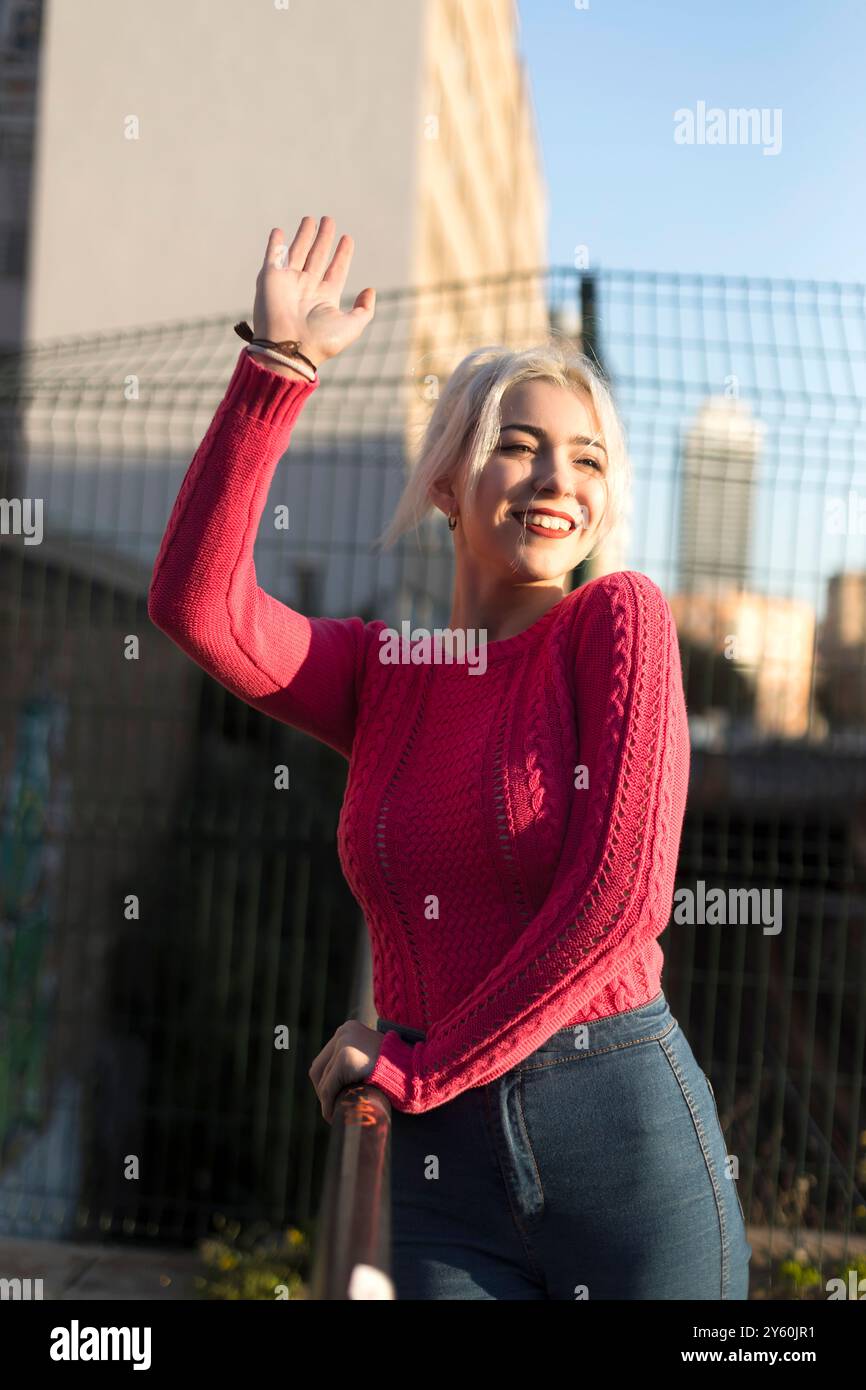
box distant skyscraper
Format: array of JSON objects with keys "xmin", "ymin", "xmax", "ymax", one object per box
[
  {"xmin": 678, "ymin": 396, "xmax": 764, "ymax": 593},
  {"xmin": 668, "ymin": 588, "xmax": 816, "ymax": 738},
  {"xmin": 817, "ymin": 571, "xmax": 866, "ymax": 727}
]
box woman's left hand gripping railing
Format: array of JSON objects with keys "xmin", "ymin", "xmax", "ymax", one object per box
[{"xmin": 309, "ymin": 918, "xmax": 395, "ymax": 1300}]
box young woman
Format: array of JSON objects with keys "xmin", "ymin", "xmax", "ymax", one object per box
[{"xmin": 148, "ymin": 215, "xmax": 752, "ymax": 1300}]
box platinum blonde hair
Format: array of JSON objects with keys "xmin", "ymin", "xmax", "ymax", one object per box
[{"xmin": 373, "ymin": 339, "xmax": 631, "ymax": 558}]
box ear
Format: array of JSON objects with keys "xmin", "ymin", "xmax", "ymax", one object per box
[{"xmin": 428, "ymin": 472, "xmax": 459, "ymax": 522}]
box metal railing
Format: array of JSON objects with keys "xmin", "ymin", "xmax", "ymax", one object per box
[{"xmin": 309, "ymin": 925, "xmax": 394, "ymax": 1300}]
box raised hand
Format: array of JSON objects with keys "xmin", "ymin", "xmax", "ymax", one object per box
[{"xmin": 251, "ymin": 216, "xmax": 376, "ymax": 369}]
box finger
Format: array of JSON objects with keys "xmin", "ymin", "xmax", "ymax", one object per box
[
  {"xmin": 320, "ymin": 233, "xmax": 354, "ymax": 297},
  {"xmin": 308, "ymin": 1033, "xmax": 336, "ymax": 1092},
  {"xmin": 262, "ymin": 226, "xmax": 289, "ymax": 272},
  {"xmin": 302, "ymin": 214, "xmax": 336, "ymax": 279},
  {"xmin": 319, "ymin": 1040, "xmax": 363, "ymax": 1123},
  {"xmin": 348, "ymin": 287, "xmax": 376, "ymax": 322},
  {"xmin": 285, "ymin": 215, "xmax": 318, "ymax": 272},
  {"xmin": 319, "ymin": 1053, "xmax": 343, "ymax": 1124}
]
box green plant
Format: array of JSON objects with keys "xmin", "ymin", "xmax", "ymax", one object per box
[
  {"xmin": 834, "ymin": 1254, "xmax": 866, "ymax": 1289},
  {"xmin": 777, "ymin": 1257, "xmax": 822, "ymax": 1296},
  {"xmin": 195, "ymin": 1213, "xmax": 311, "ymax": 1300}
]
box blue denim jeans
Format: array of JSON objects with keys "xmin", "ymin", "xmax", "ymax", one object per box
[{"xmin": 376, "ymin": 991, "xmax": 752, "ymax": 1300}]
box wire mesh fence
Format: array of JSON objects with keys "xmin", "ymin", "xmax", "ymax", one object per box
[{"xmin": 1, "ymin": 265, "xmax": 865, "ymax": 1292}]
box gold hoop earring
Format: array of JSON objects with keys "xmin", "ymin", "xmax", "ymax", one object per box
[{"xmin": 447, "ymin": 510, "xmax": 458, "ymax": 531}]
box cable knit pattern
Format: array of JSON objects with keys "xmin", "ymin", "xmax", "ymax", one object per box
[{"xmin": 147, "ymin": 347, "xmax": 691, "ymax": 1114}]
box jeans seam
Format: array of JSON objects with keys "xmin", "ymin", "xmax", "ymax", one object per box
[
  {"xmin": 518, "ymin": 1017, "xmax": 677, "ymax": 1073},
  {"xmin": 658, "ymin": 1032, "xmax": 729, "ymax": 1298},
  {"xmin": 481, "ymin": 1083, "xmax": 546, "ymax": 1283},
  {"xmin": 515, "ymin": 1073, "xmax": 546, "ymax": 1221},
  {"xmin": 705, "ymin": 1073, "xmax": 747, "ymax": 1226}
]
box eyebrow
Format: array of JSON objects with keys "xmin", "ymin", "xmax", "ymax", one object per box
[{"xmin": 500, "ymin": 422, "xmax": 608, "ymax": 456}]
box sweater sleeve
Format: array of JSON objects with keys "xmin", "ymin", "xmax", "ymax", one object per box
[
  {"xmin": 147, "ymin": 348, "xmax": 375, "ymax": 760},
  {"xmin": 366, "ymin": 569, "xmax": 691, "ymax": 1112}
]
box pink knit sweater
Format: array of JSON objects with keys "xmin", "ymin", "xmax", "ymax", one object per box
[{"xmin": 148, "ymin": 347, "xmax": 691, "ymax": 1115}]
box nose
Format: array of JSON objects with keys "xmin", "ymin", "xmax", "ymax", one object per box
[
  {"xmin": 530, "ymin": 445, "xmax": 584, "ymax": 500},
  {"xmin": 526, "ymin": 449, "xmax": 599, "ymax": 532}
]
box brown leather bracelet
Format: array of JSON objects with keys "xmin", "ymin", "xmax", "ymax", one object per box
[{"xmin": 233, "ymin": 321, "xmax": 319, "ymax": 374}]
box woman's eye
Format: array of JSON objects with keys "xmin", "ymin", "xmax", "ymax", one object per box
[{"xmin": 502, "ymin": 443, "xmax": 602, "ymax": 472}]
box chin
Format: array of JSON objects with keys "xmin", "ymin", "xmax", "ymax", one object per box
[{"xmin": 508, "ymin": 551, "xmax": 575, "ymax": 582}]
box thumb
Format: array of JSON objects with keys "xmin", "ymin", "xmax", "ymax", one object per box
[{"xmin": 349, "ymin": 287, "xmax": 376, "ymax": 322}]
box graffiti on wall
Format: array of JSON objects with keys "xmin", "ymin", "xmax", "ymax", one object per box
[{"xmin": 0, "ymin": 693, "xmax": 69, "ymax": 1164}]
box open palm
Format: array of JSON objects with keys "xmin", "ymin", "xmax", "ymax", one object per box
[{"xmin": 252, "ymin": 216, "xmax": 376, "ymax": 367}]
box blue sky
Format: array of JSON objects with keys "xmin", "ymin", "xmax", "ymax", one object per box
[{"xmin": 516, "ymin": 0, "xmax": 866, "ymax": 284}]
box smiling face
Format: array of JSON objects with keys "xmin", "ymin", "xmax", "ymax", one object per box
[{"xmin": 440, "ymin": 378, "xmax": 609, "ymax": 583}]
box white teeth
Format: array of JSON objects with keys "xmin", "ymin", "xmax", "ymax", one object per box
[{"xmin": 520, "ymin": 511, "xmax": 573, "ymax": 532}]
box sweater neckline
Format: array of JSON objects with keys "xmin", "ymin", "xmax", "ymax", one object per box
[{"xmin": 472, "ymin": 588, "xmax": 577, "ymax": 664}]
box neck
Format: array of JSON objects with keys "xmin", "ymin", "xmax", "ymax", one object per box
[{"xmin": 448, "ymin": 574, "xmax": 570, "ymax": 644}]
